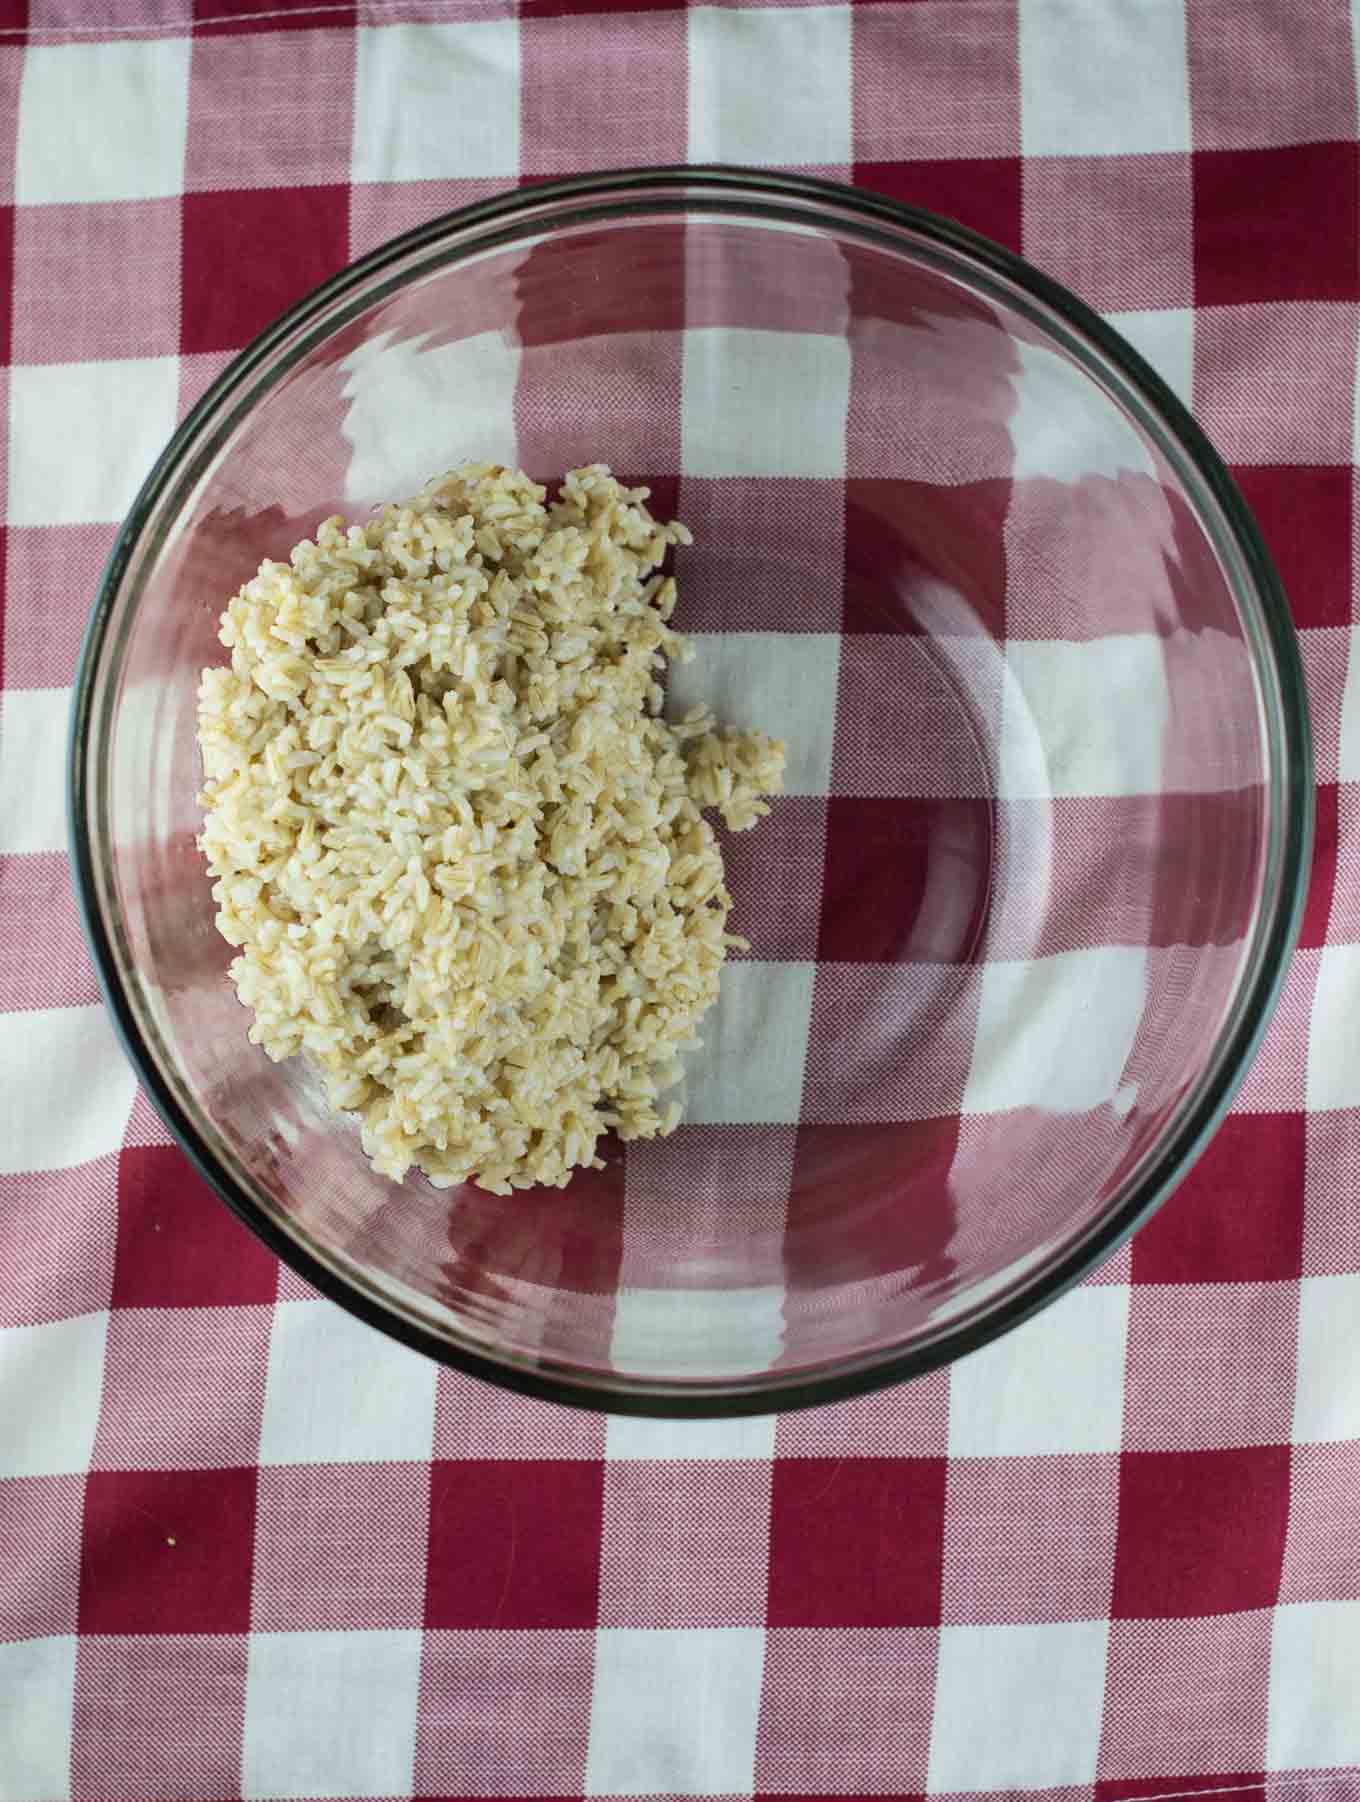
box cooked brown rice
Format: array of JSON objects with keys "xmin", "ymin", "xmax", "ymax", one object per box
[{"xmin": 196, "ymin": 463, "xmax": 785, "ymax": 1193}]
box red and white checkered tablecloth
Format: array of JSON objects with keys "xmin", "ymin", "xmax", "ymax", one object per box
[{"xmin": 3, "ymin": 0, "xmax": 1360, "ymax": 1797}]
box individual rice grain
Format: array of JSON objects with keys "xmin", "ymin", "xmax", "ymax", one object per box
[{"xmin": 196, "ymin": 463, "xmax": 785, "ymax": 1193}]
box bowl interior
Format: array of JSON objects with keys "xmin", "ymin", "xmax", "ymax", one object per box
[{"xmin": 79, "ymin": 184, "xmax": 1301, "ymax": 1408}]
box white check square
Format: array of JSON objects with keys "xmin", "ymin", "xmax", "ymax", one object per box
[
  {"xmin": 1292, "ymin": 1273, "xmax": 1360, "ymax": 1443},
  {"xmin": 342, "ymin": 329, "xmax": 520, "ymax": 506},
  {"xmin": 0, "ymin": 1004, "xmax": 137, "ymax": 1178},
  {"xmin": 667, "ymin": 632, "xmax": 840, "ymax": 795},
  {"xmin": 0, "ymin": 1312, "xmax": 109, "ymax": 1478},
  {"xmin": 17, "ymin": 38, "xmax": 190, "ymax": 205},
  {"xmin": 687, "ymin": 6, "xmax": 852, "ymax": 167},
  {"xmin": 1267, "ymin": 1600, "xmax": 1360, "ymax": 1770},
  {"xmin": 682, "ymin": 329, "xmax": 850, "ymax": 479},
  {"xmin": 1000, "ymin": 635, "xmax": 1170, "ymax": 799},
  {"xmin": 8, "ymin": 358, "xmax": 180, "ymax": 530},
  {"xmin": 929, "ymin": 1619, "xmax": 1110, "ymax": 1790},
  {"xmin": 258, "ymin": 1298, "xmax": 438, "ymax": 1466},
  {"xmin": 0, "ymin": 686, "xmax": 70, "ymax": 856},
  {"xmin": 964, "ymin": 946, "xmax": 1147, "ymax": 1116},
  {"xmin": 1019, "ymin": 0, "xmax": 1191, "ymax": 157},
  {"xmin": 1108, "ymin": 307, "xmax": 1195, "ymax": 410},
  {"xmin": 586, "ymin": 1627, "xmax": 765, "ymax": 1794},
  {"xmin": 1306, "ymin": 943, "xmax": 1360, "ymax": 1111},
  {"xmin": 352, "ymin": 21, "xmax": 520, "ymax": 184},
  {"xmin": 677, "ymin": 959, "xmax": 816, "ymax": 1126},
  {"xmin": 606, "ymin": 1410, "xmax": 776, "ymax": 1462},
  {"xmin": 948, "ymin": 1283, "xmax": 1130, "ymax": 1456},
  {"xmin": 242, "ymin": 1629, "xmax": 423, "ymax": 1799},
  {"xmin": 0, "ymin": 1635, "xmax": 76, "ymax": 1801},
  {"xmin": 1010, "ymin": 338, "xmax": 1159, "ymax": 483},
  {"xmin": 1336, "ymin": 628, "xmax": 1360, "ymax": 783},
  {"xmin": 610, "ymin": 1286, "xmax": 785, "ymax": 1382}
]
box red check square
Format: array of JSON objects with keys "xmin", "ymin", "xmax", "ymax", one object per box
[
  {"xmin": 775, "ymin": 1368, "xmax": 950, "ymax": 1459},
  {"xmin": 942, "ymin": 1453, "xmax": 1119, "ymax": 1624},
  {"xmin": 786, "ymin": 1119, "xmax": 960, "ymax": 1295},
  {"xmin": 620, "ymin": 1124, "xmax": 795, "ymax": 1292},
  {"xmin": 842, "ymin": 476, "xmax": 1009, "ymax": 636},
  {"xmin": 1003, "ymin": 470, "xmax": 1182, "ymax": 641},
  {"xmin": 1096, "ymin": 1778, "xmax": 1273, "ymax": 1802},
  {"xmin": 1280, "ymin": 1441, "xmax": 1360, "ymax": 1603},
  {"xmin": 767, "ymin": 1456, "xmax": 946, "ymax": 1627},
  {"xmin": 0, "ymin": 851, "xmax": 100, "ymax": 1016},
  {"xmin": 802, "ymin": 961, "xmax": 980, "ymax": 1124},
  {"xmin": 1194, "ymin": 143, "xmax": 1359, "ymax": 308},
  {"xmin": 856, "ymin": 158, "xmax": 1022, "ymax": 254},
  {"xmin": 0, "ymin": 1472, "xmax": 83, "ymax": 1638},
  {"xmin": 12, "ymin": 198, "xmax": 180, "ymax": 365},
  {"xmin": 1185, "ymin": 0, "xmax": 1358, "ymax": 150},
  {"xmin": 521, "ymin": 0, "xmax": 678, "ymax": 14},
  {"xmin": 1024, "ymin": 153, "xmax": 1193, "ymax": 311},
  {"xmin": 684, "ymin": 216, "xmax": 852, "ymax": 336},
  {"xmin": 0, "ymin": 203, "xmax": 12, "ymax": 368},
  {"xmin": 1194, "ymin": 302, "xmax": 1357, "ymax": 466},
  {"xmin": 1323, "ymin": 772, "xmax": 1360, "ymax": 939},
  {"xmin": 180, "ymin": 184, "xmax": 348, "ymax": 354},
  {"xmin": 832, "ymin": 635, "xmax": 1000, "ymax": 799},
  {"xmin": 192, "ymin": 0, "xmax": 357, "ymax": 31},
  {"xmin": 1230, "ymin": 946, "xmax": 1317, "ymax": 1115},
  {"xmin": 989, "ymin": 795, "xmax": 1246, "ymax": 960},
  {"xmin": 818, "ymin": 795, "xmax": 993, "ymax": 964},
  {"xmin": 1097, "ymin": 1613, "xmax": 1272, "ymax": 1780},
  {"xmin": 90, "ymin": 1304, "xmax": 271, "ymax": 1471},
  {"xmin": 755, "ymin": 1627, "xmax": 936, "ymax": 1793},
  {"xmin": 1305, "ymin": 1109, "xmax": 1360, "ymax": 1276},
  {"xmin": 515, "ymin": 329, "xmax": 682, "ymax": 489},
  {"xmin": 414, "ymin": 1629, "xmax": 593, "ymax": 1795},
  {"xmin": 425, "ymin": 1459, "xmax": 603, "ymax": 1628},
  {"xmin": 252, "ymin": 1461, "xmax": 431, "ymax": 1630},
  {"xmin": 1111, "ymin": 1447, "xmax": 1291, "ymax": 1620},
  {"xmin": 185, "ymin": 25, "xmax": 356, "ymax": 188},
  {"xmin": 847, "ymin": 303, "xmax": 1019, "ymax": 483},
  {"xmin": 113, "ymin": 1145, "xmax": 278, "ymax": 1309},
  {"xmin": 440, "ymin": 1153, "xmax": 624, "ymax": 1370},
  {"xmin": 676, "ymin": 476, "xmax": 845, "ymax": 634},
  {"xmin": 853, "ymin": 0, "xmax": 1020, "ymax": 162},
  {"xmin": 600, "ymin": 1460, "xmax": 772, "ymax": 1627},
  {"xmin": 1231, "ymin": 464, "xmax": 1352, "ymax": 630},
  {"xmin": 520, "ymin": 9, "xmax": 686, "ymax": 177},
  {"xmin": 0, "ymin": 1157, "xmax": 116, "ymax": 1329},
  {"xmin": 721, "ymin": 795, "xmax": 827, "ymax": 964},
  {"xmin": 1299, "ymin": 780, "xmax": 1339, "ymax": 952},
  {"xmin": 0, "ymin": 47, "xmax": 20, "ymax": 203},
  {"xmin": 443, "ymin": 1146, "xmax": 624, "ymax": 1299},
  {"xmin": 71, "ymin": 1633, "xmax": 249, "ymax": 1801},
  {"xmin": 349, "ymin": 175, "xmax": 512, "ymax": 262},
  {"xmin": 1132, "ymin": 1112, "xmax": 1305, "ymax": 1284},
  {"xmin": 1122, "ymin": 1282, "xmax": 1299, "ymax": 1451},
  {"xmin": 79, "ymin": 1467, "xmax": 257, "ymax": 1634},
  {"xmin": 4, "ymin": 523, "xmax": 119, "ymax": 690},
  {"xmin": 434, "ymin": 1366, "xmax": 606, "ymax": 1461},
  {"xmin": 514, "ymin": 222, "xmax": 685, "ymax": 347}
]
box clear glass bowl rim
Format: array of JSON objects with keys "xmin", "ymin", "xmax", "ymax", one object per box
[{"xmin": 68, "ymin": 165, "xmax": 1314, "ymax": 1417}]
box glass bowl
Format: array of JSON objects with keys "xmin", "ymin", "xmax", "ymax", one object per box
[{"xmin": 70, "ymin": 169, "xmax": 1312, "ymax": 1416}]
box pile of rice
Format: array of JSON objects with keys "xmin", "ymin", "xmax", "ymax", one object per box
[{"xmin": 196, "ymin": 463, "xmax": 785, "ymax": 1192}]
